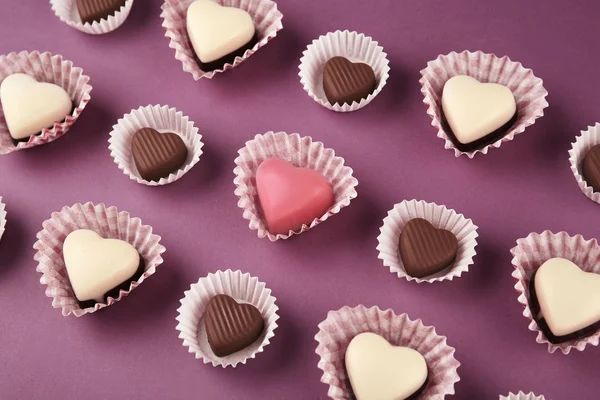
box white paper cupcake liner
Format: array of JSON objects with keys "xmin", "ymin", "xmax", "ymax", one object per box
[
  {"xmin": 299, "ymin": 30, "xmax": 390, "ymax": 112},
  {"xmin": 376, "ymin": 199, "xmax": 479, "ymax": 283},
  {"xmin": 161, "ymin": 0, "xmax": 283, "ymax": 80},
  {"xmin": 568, "ymin": 123, "xmax": 600, "ymax": 204},
  {"xmin": 108, "ymin": 104, "xmax": 204, "ymax": 186},
  {"xmin": 0, "ymin": 196, "xmax": 6, "ymax": 243},
  {"xmin": 233, "ymin": 131, "xmax": 359, "ymax": 241},
  {"xmin": 420, "ymin": 50, "xmax": 548, "ymax": 158},
  {"xmin": 315, "ymin": 305, "xmax": 460, "ymax": 399},
  {"xmin": 0, "ymin": 51, "xmax": 92, "ymax": 155},
  {"xmin": 500, "ymin": 392, "xmax": 546, "ymax": 400},
  {"xmin": 511, "ymin": 230, "xmax": 600, "ymax": 354},
  {"xmin": 50, "ymin": 0, "xmax": 134, "ymax": 35},
  {"xmin": 175, "ymin": 269, "xmax": 279, "ymax": 367},
  {"xmin": 33, "ymin": 202, "xmax": 166, "ymax": 317}
]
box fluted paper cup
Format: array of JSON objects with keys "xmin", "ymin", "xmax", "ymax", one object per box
[
  {"xmin": 233, "ymin": 131, "xmax": 359, "ymax": 241},
  {"xmin": 376, "ymin": 199, "xmax": 479, "ymax": 283},
  {"xmin": 0, "ymin": 196, "xmax": 6, "ymax": 243},
  {"xmin": 50, "ymin": 0, "xmax": 134, "ymax": 34},
  {"xmin": 299, "ymin": 30, "xmax": 390, "ymax": 112},
  {"xmin": 161, "ymin": 0, "xmax": 283, "ymax": 80},
  {"xmin": 176, "ymin": 269, "xmax": 279, "ymax": 367},
  {"xmin": 569, "ymin": 123, "xmax": 600, "ymax": 204},
  {"xmin": 500, "ymin": 392, "xmax": 546, "ymax": 400},
  {"xmin": 315, "ymin": 305, "xmax": 460, "ymax": 399},
  {"xmin": 33, "ymin": 202, "xmax": 165, "ymax": 317},
  {"xmin": 108, "ymin": 104, "xmax": 204, "ymax": 186},
  {"xmin": 0, "ymin": 51, "xmax": 92, "ymax": 155},
  {"xmin": 511, "ymin": 230, "xmax": 600, "ymax": 354},
  {"xmin": 420, "ymin": 50, "xmax": 548, "ymax": 158}
]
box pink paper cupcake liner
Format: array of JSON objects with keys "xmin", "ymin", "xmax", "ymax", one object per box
[
  {"xmin": 50, "ymin": 0, "xmax": 134, "ymax": 35},
  {"xmin": 511, "ymin": 230, "xmax": 600, "ymax": 354},
  {"xmin": 233, "ymin": 131, "xmax": 359, "ymax": 241},
  {"xmin": 175, "ymin": 269, "xmax": 279, "ymax": 367},
  {"xmin": 376, "ymin": 199, "xmax": 479, "ymax": 283},
  {"xmin": 420, "ymin": 50, "xmax": 548, "ymax": 158},
  {"xmin": 298, "ymin": 30, "xmax": 390, "ymax": 112},
  {"xmin": 108, "ymin": 104, "xmax": 204, "ymax": 186},
  {"xmin": 500, "ymin": 392, "xmax": 546, "ymax": 400},
  {"xmin": 33, "ymin": 202, "xmax": 165, "ymax": 317},
  {"xmin": 569, "ymin": 122, "xmax": 600, "ymax": 204},
  {"xmin": 161, "ymin": 0, "xmax": 283, "ymax": 80},
  {"xmin": 315, "ymin": 305, "xmax": 460, "ymax": 399},
  {"xmin": 0, "ymin": 196, "xmax": 6, "ymax": 243},
  {"xmin": 0, "ymin": 51, "xmax": 92, "ymax": 155}
]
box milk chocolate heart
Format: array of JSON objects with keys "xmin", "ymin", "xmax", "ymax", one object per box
[
  {"xmin": 323, "ymin": 57, "xmax": 377, "ymax": 106},
  {"xmin": 582, "ymin": 144, "xmax": 600, "ymax": 192},
  {"xmin": 77, "ymin": 0, "xmax": 126, "ymax": 24},
  {"xmin": 399, "ymin": 218, "xmax": 458, "ymax": 278},
  {"xmin": 131, "ymin": 128, "xmax": 188, "ymax": 182},
  {"xmin": 345, "ymin": 333, "xmax": 428, "ymax": 400},
  {"xmin": 204, "ymin": 294, "xmax": 265, "ymax": 357}
]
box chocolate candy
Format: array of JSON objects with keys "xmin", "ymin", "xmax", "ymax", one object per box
[
  {"xmin": 323, "ymin": 57, "xmax": 377, "ymax": 106},
  {"xmin": 76, "ymin": 0, "xmax": 126, "ymax": 24},
  {"xmin": 399, "ymin": 218, "xmax": 458, "ymax": 278},
  {"xmin": 204, "ymin": 294, "xmax": 264, "ymax": 357},
  {"xmin": 582, "ymin": 144, "xmax": 600, "ymax": 192},
  {"xmin": 131, "ymin": 128, "xmax": 188, "ymax": 182}
]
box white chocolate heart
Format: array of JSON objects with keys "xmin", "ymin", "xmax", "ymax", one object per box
[
  {"xmin": 0, "ymin": 73, "xmax": 72, "ymax": 140},
  {"xmin": 345, "ymin": 332, "xmax": 428, "ymax": 400},
  {"xmin": 441, "ymin": 75, "xmax": 516, "ymax": 144},
  {"xmin": 63, "ymin": 229, "xmax": 140, "ymax": 303},
  {"xmin": 535, "ymin": 257, "xmax": 600, "ymax": 337},
  {"xmin": 186, "ymin": 0, "xmax": 255, "ymax": 63}
]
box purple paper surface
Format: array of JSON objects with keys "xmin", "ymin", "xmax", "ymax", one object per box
[{"xmin": 1, "ymin": 0, "xmax": 599, "ymax": 398}]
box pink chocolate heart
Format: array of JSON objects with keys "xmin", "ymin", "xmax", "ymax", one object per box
[{"xmin": 256, "ymin": 158, "xmax": 334, "ymax": 235}]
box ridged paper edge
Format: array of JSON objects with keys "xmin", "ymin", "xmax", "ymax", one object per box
[
  {"xmin": 50, "ymin": 0, "xmax": 134, "ymax": 35},
  {"xmin": 568, "ymin": 123, "xmax": 600, "ymax": 204}
]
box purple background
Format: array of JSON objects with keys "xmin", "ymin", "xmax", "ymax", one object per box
[{"xmin": 1, "ymin": 0, "xmax": 599, "ymax": 398}]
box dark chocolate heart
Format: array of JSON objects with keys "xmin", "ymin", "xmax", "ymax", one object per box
[
  {"xmin": 204, "ymin": 294, "xmax": 265, "ymax": 357},
  {"xmin": 582, "ymin": 144, "xmax": 600, "ymax": 192},
  {"xmin": 131, "ymin": 128, "xmax": 188, "ymax": 182},
  {"xmin": 77, "ymin": 0, "xmax": 126, "ymax": 24},
  {"xmin": 323, "ymin": 56, "xmax": 377, "ymax": 106},
  {"xmin": 399, "ymin": 218, "xmax": 458, "ymax": 278}
]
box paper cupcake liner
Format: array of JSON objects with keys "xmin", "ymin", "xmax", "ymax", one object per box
[
  {"xmin": 315, "ymin": 305, "xmax": 460, "ymax": 399},
  {"xmin": 50, "ymin": 0, "xmax": 134, "ymax": 34},
  {"xmin": 175, "ymin": 269, "xmax": 279, "ymax": 367},
  {"xmin": 108, "ymin": 104, "xmax": 204, "ymax": 186},
  {"xmin": 233, "ymin": 131, "xmax": 359, "ymax": 241},
  {"xmin": 0, "ymin": 197, "xmax": 6, "ymax": 243},
  {"xmin": 33, "ymin": 202, "xmax": 165, "ymax": 317},
  {"xmin": 568, "ymin": 123, "xmax": 600, "ymax": 204},
  {"xmin": 420, "ymin": 50, "xmax": 548, "ymax": 158},
  {"xmin": 298, "ymin": 30, "xmax": 390, "ymax": 112},
  {"xmin": 500, "ymin": 392, "xmax": 546, "ymax": 400},
  {"xmin": 510, "ymin": 230, "xmax": 600, "ymax": 354},
  {"xmin": 0, "ymin": 51, "xmax": 92, "ymax": 155},
  {"xmin": 376, "ymin": 199, "xmax": 479, "ymax": 283},
  {"xmin": 160, "ymin": 0, "xmax": 283, "ymax": 80}
]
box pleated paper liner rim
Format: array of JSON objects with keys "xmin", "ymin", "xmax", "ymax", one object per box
[
  {"xmin": 175, "ymin": 269, "xmax": 279, "ymax": 367},
  {"xmin": 500, "ymin": 392, "xmax": 547, "ymax": 400},
  {"xmin": 0, "ymin": 50, "xmax": 92, "ymax": 155},
  {"xmin": 0, "ymin": 196, "xmax": 6, "ymax": 243},
  {"xmin": 33, "ymin": 202, "xmax": 166, "ymax": 317},
  {"xmin": 419, "ymin": 49, "xmax": 549, "ymax": 158},
  {"xmin": 568, "ymin": 122, "xmax": 600, "ymax": 204},
  {"xmin": 160, "ymin": 0, "xmax": 284, "ymax": 80},
  {"xmin": 50, "ymin": 0, "xmax": 134, "ymax": 35},
  {"xmin": 298, "ymin": 30, "xmax": 390, "ymax": 112}
]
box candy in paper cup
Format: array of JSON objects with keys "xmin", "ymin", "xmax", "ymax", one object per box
[
  {"xmin": 33, "ymin": 202, "xmax": 165, "ymax": 317},
  {"xmin": 298, "ymin": 30, "xmax": 390, "ymax": 112},
  {"xmin": 0, "ymin": 51, "xmax": 92, "ymax": 155},
  {"xmin": 160, "ymin": 0, "xmax": 283, "ymax": 80},
  {"xmin": 175, "ymin": 269, "xmax": 279, "ymax": 367},
  {"xmin": 0, "ymin": 196, "xmax": 6, "ymax": 243},
  {"xmin": 420, "ymin": 50, "xmax": 548, "ymax": 158},
  {"xmin": 108, "ymin": 104, "xmax": 204, "ymax": 186},
  {"xmin": 500, "ymin": 392, "xmax": 546, "ymax": 400},
  {"xmin": 233, "ymin": 131, "xmax": 358, "ymax": 241},
  {"xmin": 511, "ymin": 230, "xmax": 600, "ymax": 354},
  {"xmin": 569, "ymin": 123, "xmax": 600, "ymax": 204},
  {"xmin": 50, "ymin": 0, "xmax": 134, "ymax": 34},
  {"xmin": 315, "ymin": 305, "xmax": 460, "ymax": 399},
  {"xmin": 376, "ymin": 199, "xmax": 479, "ymax": 283}
]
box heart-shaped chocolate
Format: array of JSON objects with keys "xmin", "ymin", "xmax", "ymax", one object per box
[
  {"xmin": 399, "ymin": 218, "xmax": 458, "ymax": 278},
  {"xmin": 582, "ymin": 144, "xmax": 600, "ymax": 192},
  {"xmin": 345, "ymin": 333, "xmax": 428, "ymax": 400},
  {"xmin": 256, "ymin": 158, "xmax": 334, "ymax": 235},
  {"xmin": 131, "ymin": 128, "xmax": 188, "ymax": 182},
  {"xmin": 323, "ymin": 56, "xmax": 377, "ymax": 106},
  {"xmin": 204, "ymin": 294, "xmax": 265, "ymax": 357},
  {"xmin": 77, "ymin": 0, "xmax": 126, "ymax": 24}
]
